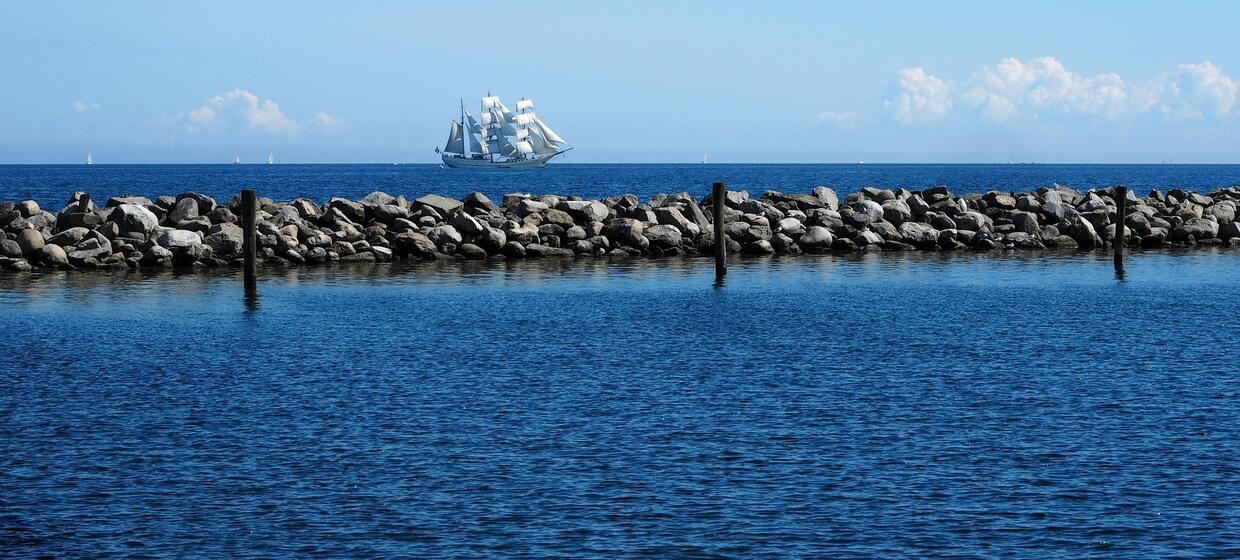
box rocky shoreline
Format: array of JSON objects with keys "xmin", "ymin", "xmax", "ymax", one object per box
[{"xmin": 2, "ymin": 184, "xmax": 1239, "ymax": 273}]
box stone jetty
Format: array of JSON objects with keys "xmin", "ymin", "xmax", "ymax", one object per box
[{"xmin": 2, "ymin": 184, "xmax": 1239, "ymax": 272}]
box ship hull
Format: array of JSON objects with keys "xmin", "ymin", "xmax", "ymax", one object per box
[{"xmin": 441, "ymin": 153, "xmax": 558, "ymax": 169}]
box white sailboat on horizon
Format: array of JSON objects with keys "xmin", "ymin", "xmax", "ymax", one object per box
[
  {"xmin": 85, "ymin": 153, "xmax": 92, "ymax": 165},
  {"xmin": 438, "ymin": 95, "xmax": 571, "ymax": 169},
  {"xmin": 266, "ymin": 153, "xmax": 274, "ymax": 165},
  {"xmin": 234, "ymin": 156, "xmax": 240, "ymax": 165},
  {"xmin": 701, "ymin": 152, "xmax": 708, "ymax": 164}
]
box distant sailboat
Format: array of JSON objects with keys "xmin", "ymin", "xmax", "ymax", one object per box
[
  {"xmin": 701, "ymin": 152, "xmax": 708, "ymax": 164},
  {"xmin": 234, "ymin": 156, "xmax": 240, "ymax": 165},
  {"xmin": 266, "ymin": 153, "xmax": 274, "ymax": 165},
  {"xmin": 85, "ymin": 153, "xmax": 92, "ymax": 165}
]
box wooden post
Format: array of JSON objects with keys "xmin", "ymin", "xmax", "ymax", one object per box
[
  {"xmin": 241, "ymin": 189, "xmax": 258, "ymax": 293},
  {"xmin": 77, "ymin": 193, "xmax": 91, "ymax": 213},
  {"xmin": 1113, "ymin": 185, "xmax": 1127, "ymax": 275},
  {"xmin": 713, "ymin": 182, "xmax": 727, "ymax": 279}
]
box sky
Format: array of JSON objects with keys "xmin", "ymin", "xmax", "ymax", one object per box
[{"xmin": 2, "ymin": 0, "xmax": 1239, "ymax": 164}]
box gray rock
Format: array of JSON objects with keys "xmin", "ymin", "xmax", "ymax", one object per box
[
  {"xmin": 881, "ymin": 199, "xmax": 912, "ymax": 225},
  {"xmin": 16, "ymin": 229, "xmax": 44, "ymax": 257},
  {"xmin": 476, "ymin": 227, "xmax": 507, "ymax": 254},
  {"xmin": 1206, "ymin": 202, "xmax": 1236, "ymax": 224},
  {"xmin": 742, "ymin": 239, "xmax": 775, "ymax": 255},
  {"xmin": 514, "ymin": 199, "xmax": 549, "ymax": 218},
  {"xmin": 854, "ymin": 229, "xmax": 883, "ymax": 247},
  {"xmin": 1066, "ymin": 215, "xmax": 1099, "ymax": 249},
  {"xmin": 797, "ymin": 226, "xmax": 833, "ymax": 251},
  {"xmin": 1179, "ymin": 217, "xmax": 1219, "ymax": 240},
  {"xmin": 168, "ymin": 197, "xmax": 198, "ymax": 223},
  {"xmin": 205, "ymin": 228, "xmax": 244, "ymax": 260},
  {"xmin": 1, "ymin": 238, "xmax": 22, "ymax": 258},
  {"xmin": 898, "ymin": 222, "xmax": 939, "ymax": 248},
  {"xmin": 359, "ymin": 191, "xmax": 396, "ymax": 207},
  {"xmin": 463, "ymin": 192, "xmax": 500, "ymax": 213},
  {"xmin": 326, "ymin": 198, "xmax": 366, "ymax": 223},
  {"xmin": 954, "ymin": 211, "xmax": 989, "ymax": 231},
  {"xmin": 1219, "ymin": 221, "xmax": 1240, "ymax": 241},
  {"xmin": 1011, "ymin": 211, "xmax": 1041, "ymax": 235},
  {"xmin": 16, "ymin": 200, "xmax": 39, "ymax": 217},
  {"xmin": 559, "ymin": 200, "xmax": 610, "ymax": 222},
  {"xmin": 37, "ymin": 243, "xmax": 69, "ymax": 267},
  {"xmin": 110, "ymin": 204, "xmax": 159, "ymax": 235},
  {"xmin": 604, "ymin": 218, "xmax": 647, "ymax": 248},
  {"xmin": 106, "ymin": 195, "xmax": 155, "ymax": 208},
  {"xmin": 643, "ymin": 224, "xmax": 683, "ymax": 249},
  {"xmin": 458, "ymin": 243, "xmax": 488, "ymax": 259},
  {"xmin": 372, "ymin": 204, "xmax": 410, "ymax": 224},
  {"xmin": 427, "ymin": 224, "xmax": 462, "ymax": 247},
  {"xmin": 775, "ymin": 217, "xmax": 806, "ymax": 236},
  {"xmin": 175, "ymin": 193, "xmax": 217, "ymax": 214},
  {"xmin": 654, "ymin": 207, "xmax": 693, "ymax": 233},
  {"xmin": 500, "ymin": 241, "xmax": 526, "ymax": 257},
  {"xmin": 450, "ymin": 212, "xmax": 487, "ymax": 236},
  {"xmin": 414, "ymin": 194, "xmax": 463, "ymax": 217},
  {"xmin": 47, "ymin": 227, "xmax": 90, "ymax": 247},
  {"xmin": 156, "ymin": 229, "xmax": 202, "ymax": 250},
  {"xmin": 811, "ymin": 186, "xmax": 839, "ymax": 210}
]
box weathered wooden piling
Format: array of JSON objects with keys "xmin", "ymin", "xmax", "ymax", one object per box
[
  {"xmin": 241, "ymin": 189, "xmax": 258, "ymax": 293},
  {"xmin": 76, "ymin": 193, "xmax": 91, "ymax": 213},
  {"xmin": 1114, "ymin": 185, "xmax": 1127, "ymax": 274},
  {"xmin": 712, "ymin": 182, "xmax": 726, "ymax": 279}
]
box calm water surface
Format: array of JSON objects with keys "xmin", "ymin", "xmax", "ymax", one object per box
[
  {"xmin": 4, "ymin": 163, "xmax": 1240, "ymax": 208},
  {"xmin": 1, "ymin": 251, "xmax": 1238, "ymax": 557}
]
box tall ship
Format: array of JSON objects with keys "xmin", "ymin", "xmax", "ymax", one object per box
[{"xmin": 439, "ymin": 95, "xmax": 570, "ymax": 169}]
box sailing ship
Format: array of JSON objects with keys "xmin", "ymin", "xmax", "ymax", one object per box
[
  {"xmin": 701, "ymin": 152, "xmax": 708, "ymax": 164},
  {"xmin": 438, "ymin": 95, "xmax": 570, "ymax": 168},
  {"xmin": 234, "ymin": 156, "xmax": 241, "ymax": 165},
  {"xmin": 266, "ymin": 153, "xmax": 274, "ymax": 165},
  {"xmin": 85, "ymin": 153, "xmax": 92, "ymax": 165}
]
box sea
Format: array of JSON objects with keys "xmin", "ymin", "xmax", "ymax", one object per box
[
  {"xmin": 2, "ymin": 163, "xmax": 1240, "ymax": 208},
  {"xmin": 1, "ymin": 164, "xmax": 1238, "ymax": 557}
]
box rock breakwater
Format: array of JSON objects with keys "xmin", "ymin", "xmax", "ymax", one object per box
[{"xmin": 2, "ymin": 184, "xmax": 1239, "ymax": 272}]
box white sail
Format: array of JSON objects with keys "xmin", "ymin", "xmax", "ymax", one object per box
[
  {"xmin": 532, "ymin": 116, "xmax": 567, "ymax": 147},
  {"xmin": 516, "ymin": 99, "xmax": 534, "ymax": 112},
  {"xmin": 444, "ymin": 120, "xmax": 465, "ymax": 154},
  {"xmin": 267, "ymin": 153, "xmax": 274, "ymax": 164},
  {"xmin": 477, "ymin": 138, "xmax": 490, "ymax": 155},
  {"xmin": 85, "ymin": 153, "xmax": 92, "ymax": 165},
  {"xmin": 466, "ymin": 113, "xmax": 483, "ymax": 134},
  {"xmin": 481, "ymin": 96, "xmax": 501, "ymax": 109},
  {"xmin": 529, "ymin": 128, "xmax": 560, "ymax": 155},
  {"xmin": 493, "ymin": 110, "xmax": 517, "ymax": 136},
  {"xmin": 494, "ymin": 134, "xmax": 517, "ymax": 157},
  {"xmin": 515, "ymin": 127, "xmax": 530, "ymax": 141},
  {"xmin": 514, "ymin": 113, "xmax": 536, "ymax": 126},
  {"xmin": 515, "ymin": 140, "xmax": 534, "ymax": 155}
]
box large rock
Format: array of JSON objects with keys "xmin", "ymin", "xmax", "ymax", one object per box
[
  {"xmin": 16, "ymin": 229, "xmax": 44, "ymax": 257},
  {"xmin": 604, "ymin": 218, "xmax": 647, "ymax": 248},
  {"xmin": 205, "ymin": 228, "xmax": 245, "ymax": 259},
  {"xmin": 47, "ymin": 227, "xmax": 90, "ymax": 247},
  {"xmin": 796, "ymin": 226, "xmax": 833, "ymax": 251},
  {"xmin": 464, "ymin": 192, "xmax": 500, "ymax": 213},
  {"xmin": 559, "ymin": 200, "xmax": 609, "ymax": 222},
  {"xmin": 881, "ymin": 199, "xmax": 912, "ymax": 225},
  {"xmin": 513, "ymin": 199, "xmax": 549, "ymax": 218},
  {"xmin": 326, "ymin": 198, "xmax": 366, "ymax": 223},
  {"xmin": 954, "ymin": 211, "xmax": 989, "ymax": 231},
  {"xmin": 1066, "ymin": 215, "xmax": 1099, "ymax": 249},
  {"xmin": 106, "ymin": 195, "xmax": 155, "ymax": 208},
  {"xmin": 110, "ymin": 204, "xmax": 159, "ymax": 235},
  {"xmin": 394, "ymin": 231, "xmax": 437, "ymax": 257},
  {"xmin": 1178, "ymin": 217, "xmax": 1219, "ymax": 240},
  {"xmin": 36, "ymin": 244, "xmax": 69, "ymax": 267},
  {"xmin": 176, "ymin": 192, "xmax": 217, "ymax": 214},
  {"xmin": 156, "ymin": 229, "xmax": 202, "ymax": 251},
  {"xmin": 811, "ymin": 186, "xmax": 839, "ymax": 210},
  {"xmin": 359, "ymin": 191, "xmax": 396, "ymax": 207},
  {"xmin": 898, "ymin": 222, "xmax": 939, "ymax": 248},
  {"xmin": 414, "ymin": 194, "xmax": 463, "ymax": 217},
  {"xmin": 654, "ymin": 207, "xmax": 693, "ymax": 233},
  {"xmin": 427, "ymin": 224, "xmax": 462, "ymax": 247},
  {"xmin": 16, "ymin": 200, "xmax": 40, "ymax": 217},
  {"xmin": 168, "ymin": 197, "xmax": 199, "ymax": 223},
  {"xmin": 775, "ymin": 217, "xmax": 805, "ymax": 236},
  {"xmin": 643, "ymin": 224, "xmax": 683, "ymax": 250},
  {"xmin": 372, "ymin": 204, "xmax": 410, "ymax": 225},
  {"xmin": 1011, "ymin": 210, "xmax": 1041, "ymax": 235},
  {"xmin": 450, "ymin": 212, "xmax": 487, "ymax": 235},
  {"xmin": 0, "ymin": 238, "xmax": 21, "ymax": 258}
]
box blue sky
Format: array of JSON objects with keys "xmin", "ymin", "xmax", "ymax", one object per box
[{"xmin": 2, "ymin": 0, "xmax": 1239, "ymax": 163}]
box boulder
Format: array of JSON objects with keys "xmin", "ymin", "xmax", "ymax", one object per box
[
  {"xmin": 513, "ymin": 199, "xmax": 549, "ymax": 218},
  {"xmin": 854, "ymin": 229, "xmax": 883, "ymax": 247},
  {"xmin": 811, "ymin": 186, "xmax": 839, "ymax": 210},
  {"xmin": 372, "ymin": 204, "xmax": 409, "ymax": 225},
  {"xmin": 458, "ymin": 243, "xmax": 488, "ymax": 259},
  {"xmin": 16, "ymin": 229, "xmax": 44, "ymax": 257},
  {"xmin": 643, "ymin": 224, "xmax": 683, "ymax": 250},
  {"xmin": 174, "ymin": 193, "xmax": 217, "ymax": 214},
  {"xmin": 983, "ymin": 191, "xmax": 1017, "ymax": 210},
  {"xmin": 898, "ymin": 222, "xmax": 939, "ymax": 248},
  {"xmin": 797, "ymin": 226, "xmax": 833, "ymax": 251},
  {"xmin": 1178, "ymin": 217, "xmax": 1219, "ymax": 240},
  {"xmin": 1011, "ymin": 211, "xmax": 1041, "ymax": 236},
  {"xmin": 46, "ymin": 227, "xmax": 90, "ymax": 247},
  {"xmin": 36, "ymin": 244, "xmax": 69, "ymax": 267},
  {"xmin": 414, "ymin": 194, "xmax": 463, "ymax": 218},
  {"xmin": 110, "ymin": 204, "xmax": 159, "ymax": 235},
  {"xmin": 604, "ymin": 218, "xmax": 647, "ymax": 247},
  {"xmin": 156, "ymin": 229, "xmax": 202, "ymax": 251},
  {"xmin": 559, "ymin": 200, "xmax": 610, "ymax": 222},
  {"xmin": 205, "ymin": 228, "xmax": 245, "ymax": 260},
  {"xmin": 881, "ymin": 199, "xmax": 912, "ymax": 225},
  {"xmin": 394, "ymin": 231, "xmax": 438, "ymax": 258},
  {"xmin": 954, "ymin": 211, "xmax": 988, "ymax": 231},
  {"xmin": 359, "ymin": 191, "xmax": 396, "ymax": 207},
  {"xmin": 168, "ymin": 197, "xmax": 198, "ymax": 223},
  {"xmin": 1066, "ymin": 215, "xmax": 1099, "ymax": 249},
  {"xmin": 16, "ymin": 200, "xmax": 40, "ymax": 217},
  {"xmin": 427, "ymin": 224, "xmax": 462, "ymax": 247},
  {"xmin": 0, "ymin": 238, "xmax": 21, "ymax": 258},
  {"xmin": 106, "ymin": 195, "xmax": 155, "ymax": 208},
  {"xmin": 500, "ymin": 241, "xmax": 526, "ymax": 257},
  {"xmin": 463, "ymin": 192, "xmax": 500, "ymax": 213},
  {"xmin": 775, "ymin": 217, "xmax": 806, "ymax": 236}
]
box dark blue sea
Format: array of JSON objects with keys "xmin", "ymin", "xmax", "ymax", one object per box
[
  {"xmin": 3, "ymin": 163, "xmax": 1240, "ymax": 208},
  {"xmin": 2, "ymin": 165, "xmax": 1239, "ymax": 557}
]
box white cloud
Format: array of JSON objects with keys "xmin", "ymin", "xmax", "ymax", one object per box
[
  {"xmin": 177, "ymin": 89, "xmax": 299, "ymax": 134},
  {"xmin": 314, "ymin": 111, "xmax": 347, "ymax": 130},
  {"xmin": 813, "ymin": 110, "xmax": 857, "ymax": 127},
  {"xmin": 73, "ymin": 100, "xmax": 101, "ymax": 112},
  {"xmin": 960, "ymin": 57, "xmax": 1235, "ymax": 123},
  {"xmin": 885, "ymin": 68, "xmax": 952, "ymax": 125},
  {"xmin": 1151, "ymin": 62, "xmax": 1237, "ymax": 119}
]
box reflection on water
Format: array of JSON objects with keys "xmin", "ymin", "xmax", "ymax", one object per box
[{"xmin": 1, "ymin": 248, "xmax": 1238, "ymax": 557}]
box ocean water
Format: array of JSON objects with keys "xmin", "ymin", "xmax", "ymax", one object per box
[
  {"xmin": 3, "ymin": 163, "xmax": 1240, "ymax": 209},
  {"xmin": 2, "ymin": 251, "xmax": 1238, "ymax": 557}
]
